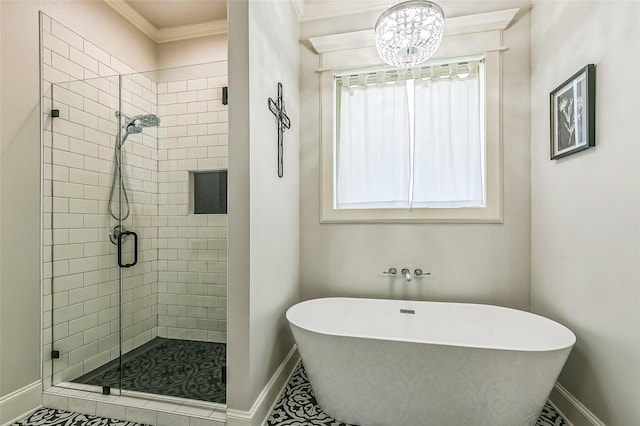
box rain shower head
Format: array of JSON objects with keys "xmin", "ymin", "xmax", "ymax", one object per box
[
  {"xmin": 125, "ymin": 114, "xmax": 160, "ymax": 135},
  {"xmin": 119, "ymin": 113, "xmax": 161, "ymax": 147}
]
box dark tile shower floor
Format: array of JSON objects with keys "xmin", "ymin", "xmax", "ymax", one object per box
[{"xmin": 73, "ymin": 337, "xmax": 226, "ymax": 403}]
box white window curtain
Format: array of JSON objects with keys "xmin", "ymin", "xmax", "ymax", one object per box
[
  {"xmin": 336, "ymin": 77, "xmax": 411, "ymax": 209},
  {"xmin": 335, "ymin": 59, "xmax": 484, "ymax": 210},
  {"xmin": 412, "ymin": 74, "xmax": 484, "ymax": 207}
]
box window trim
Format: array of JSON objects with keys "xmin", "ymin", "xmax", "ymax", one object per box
[{"xmin": 320, "ymin": 51, "xmax": 503, "ymax": 223}]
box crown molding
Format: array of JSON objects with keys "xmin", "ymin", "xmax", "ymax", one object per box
[
  {"xmin": 301, "ymin": 0, "xmax": 389, "ymax": 22},
  {"xmin": 105, "ymin": 0, "xmax": 156, "ymax": 40},
  {"xmin": 156, "ymin": 19, "xmax": 227, "ymax": 43},
  {"xmin": 309, "ymin": 29, "xmax": 374, "ymax": 54},
  {"xmin": 309, "ymin": 8, "xmax": 520, "ymax": 54},
  {"xmin": 445, "ymin": 8, "xmax": 519, "ymax": 36},
  {"xmin": 292, "ymin": 0, "xmax": 306, "ymax": 19},
  {"xmin": 104, "ymin": 0, "xmax": 227, "ymax": 43}
]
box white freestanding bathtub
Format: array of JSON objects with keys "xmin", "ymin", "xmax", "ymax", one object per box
[{"xmin": 286, "ymin": 297, "xmax": 575, "ymax": 426}]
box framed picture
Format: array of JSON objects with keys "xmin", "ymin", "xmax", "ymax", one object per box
[{"xmin": 550, "ymin": 64, "xmax": 596, "ymax": 159}]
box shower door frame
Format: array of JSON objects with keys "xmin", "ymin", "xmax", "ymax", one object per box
[{"xmin": 46, "ymin": 74, "xmax": 125, "ymax": 396}]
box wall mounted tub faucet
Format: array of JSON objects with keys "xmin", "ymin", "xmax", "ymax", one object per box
[
  {"xmin": 383, "ymin": 267, "xmax": 430, "ymax": 280},
  {"xmin": 401, "ymin": 268, "xmax": 412, "ymax": 281}
]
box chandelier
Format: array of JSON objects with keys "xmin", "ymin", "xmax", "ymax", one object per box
[{"xmin": 374, "ymin": 0, "xmax": 445, "ymax": 68}]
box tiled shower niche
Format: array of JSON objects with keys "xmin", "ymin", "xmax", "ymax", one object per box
[{"xmin": 41, "ymin": 13, "xmax": 228, "ymax": 392}]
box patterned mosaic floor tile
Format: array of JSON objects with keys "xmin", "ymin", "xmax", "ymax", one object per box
[
  {"xmin": 73, "ymin": 337, "xmax": 226, "ymax": 403},
  {"xmin": 266, "ymin": 362, "xmax": 568, "ymax": 426},
  {"xmin": 12, "ymin": 408, "xmax": 146, "ymax": 426},
  {"xmin": 16, "ymin": 362, "xmax": 567, "ymax": 426}
]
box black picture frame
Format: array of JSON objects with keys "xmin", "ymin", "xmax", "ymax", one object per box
[{"xmin": 550, "ymin": 64, "xmax": 596, "ymax": 160}]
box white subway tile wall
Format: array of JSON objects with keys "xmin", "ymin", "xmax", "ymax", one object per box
[
  {"xmin": 41, "ymin": 13, "xmax": 228, "ymax": 390},
  {"xmin": 157, "ymin": 78, "xmax": 228, "ymax": 343}
]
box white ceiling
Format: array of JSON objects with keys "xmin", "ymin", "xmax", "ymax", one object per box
[
  {"xmin": 125, "ymin": 0, "xmax": 227, "ymax": 28},
  {"xmin": 104, "ymin": 0, "xmax": 227, "ymax": 43}
]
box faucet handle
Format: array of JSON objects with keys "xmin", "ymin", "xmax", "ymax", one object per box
[
  {"xmin": 383, "ymin": 267, "xmax": 397, "ymax": 277},
  {"xmin": 414, "ymin": 268, "xmax": 430, "ymax": 278}
]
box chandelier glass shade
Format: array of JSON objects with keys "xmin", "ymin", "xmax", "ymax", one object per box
[{"xmin": 374, "ymin": 0, "xmax": 445, "ymax": 68}]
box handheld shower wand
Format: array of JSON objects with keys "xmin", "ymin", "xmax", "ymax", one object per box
[{"xmin": 109, "ymin": 113, "xmax": 161, "ymax": 221}]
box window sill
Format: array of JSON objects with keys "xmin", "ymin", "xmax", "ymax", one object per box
[{"xmin": 320, "ymin": 206, "xmax": 503, "ymax": 224}]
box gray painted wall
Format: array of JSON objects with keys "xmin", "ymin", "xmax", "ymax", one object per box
[
  {"xmin": 0, "ymin": 0, "xmax": 157, "ymax": 400},
  {"xmin": 156, "ymin": 34, "xmax": 227, "ymax": 70},
  {"xmin": 299, "ymin": 12, "xmax": 532, "ymax": 310},
  {"xmin": 530, "ymin": 1, "xmax": 640, "ymax": 424},
  {"xmin": 227, "ymin": 0, "xmax": 300, "ymax": 413}
]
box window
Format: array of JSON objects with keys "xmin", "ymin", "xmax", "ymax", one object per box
[
  {"xmin": 192, "ymin": 170, "xmax": 227, "ymax": 214},
  {"xmin": 336, "ymin": 59, "xmax": 484, "ymax": 210},
  {"xmin": 320, "ymin": 52, "xmax": 503, "ymax": 223}
]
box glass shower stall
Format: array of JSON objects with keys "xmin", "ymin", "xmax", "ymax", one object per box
[{"xmin": 43, "ymin": 62, "xmax": 228, "ymax": 405}]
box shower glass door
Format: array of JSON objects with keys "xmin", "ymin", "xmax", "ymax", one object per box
[
  {"xmin": 47, "ymin": 75, "xmax": 123, "ymax": 394},
  {"xmin": 48, "ymin": 72, "xmax": 159, "ymax": 395},
  {"xmin": 47, "ymin": 62, "xmax": 228, "ymax": 403}
]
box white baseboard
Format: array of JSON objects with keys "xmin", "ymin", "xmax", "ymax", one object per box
[
  {"xmin": 0, "ymin": 381, "xmax": 42, "ymax": 426},
  {"xmin": 258, "ymin": 346, "xmax": 300, "ymax": 426},
  {"xmin": 550, "ymin": 383, "xmax": 606, "ymax": 426},
  {"xmin": 227, "ymin": 345, "xmax": 299, "ymax": 426}
]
